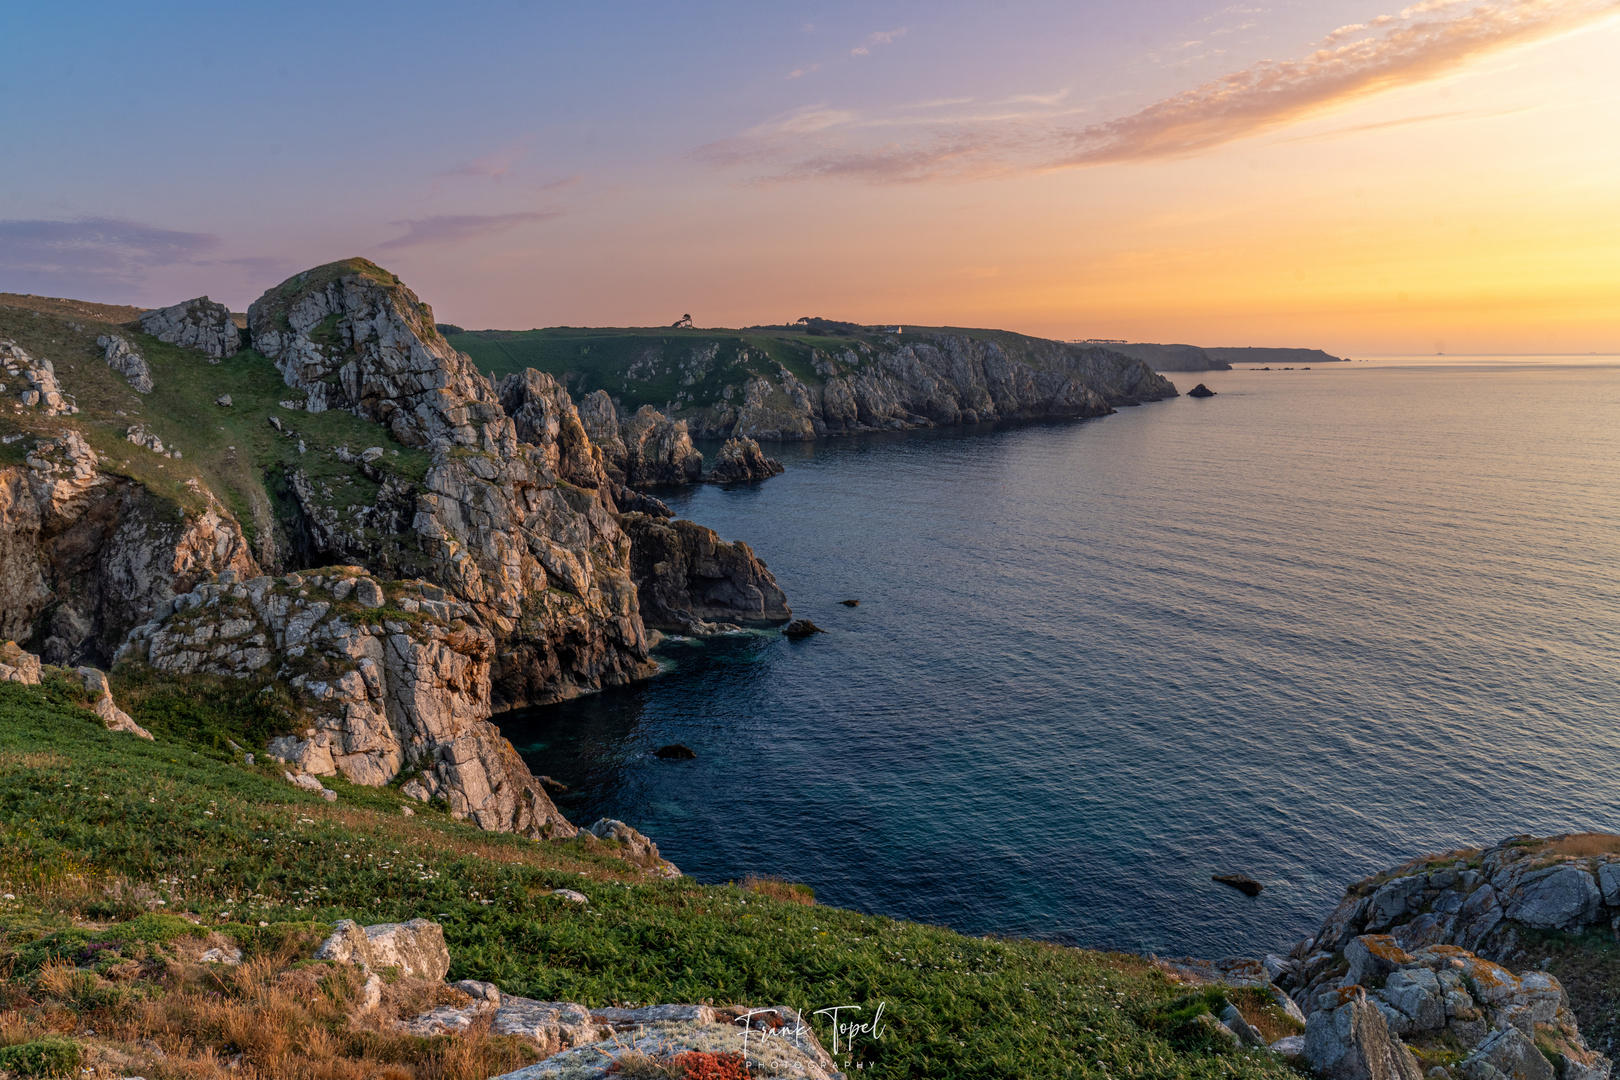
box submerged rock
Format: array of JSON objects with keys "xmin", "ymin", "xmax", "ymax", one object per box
[
  {"xmin": 840, "ymin": 598, "xmax": 860, "ymax": 607},
  {"xmin": 1214, "ymin": 873, "xmax": 1264, "ymax": 896},
  {"xmin": 654, "ymin": 743, "xmax": 697, "ymax": 760},
  {"xmin": 782, "ymin": 620, "xmax": 825, "ymax": 638}
]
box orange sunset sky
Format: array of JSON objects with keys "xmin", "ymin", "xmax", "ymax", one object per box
[{"xmin": 4, "ymin": 1, "xmax": 1617, "ymax": 354}]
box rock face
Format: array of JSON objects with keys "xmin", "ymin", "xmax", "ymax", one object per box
[
  {"xmin": 1283, "ymin": 835, "xmax": 1620, "ymax": 990},
  {"xmin": 118, "ymin": 567, "xmax": 575, "ymax": 838},
  {"xmin": 704, "ymin": 437, "xmax": 784, "ymax": 484},
  {"xmin": 0, "ymin": 640, "xmax": 42, "ymax": 684},
  {"xmin": 679, "ymin": 337, "xmax": 1176, "ymax": 441},
  {"xmin": 138, "ymin": 296, "xmax": 241, "ymax": 360},
  {"xmin": 1305, "ymin": 988, "xmax": 1424, "ymax": 1080},
  {"xmin": 0, "ymin": 431, "xmax": 255, "ymax": 665},
  {"xmin": 2, "ymin": 339, "xmax": 77, "ymax": 416},
  {"xmin": 1297, "ymin": 937, "xmax": 1607, "ymax": 1080},
  {"xmin": 247, "ymin": 262, "xmax": 657, "ymax": 708},
  {"xmin": 577, "ymin": 393, "xmax": 704, "ymax": 487},
  {"xmin": 619, "ymin": 513, "xmax": 790, "ymax": 633},
  {"xmin": 97, "ymin": 335, "xmax": 154, "ymax": 393},
  {"xmin": 1105, "ymin": 342, "xmax": 1233, "ymax": 372},
  {"xmin": 315, "ymin": 918, "xmax": 451, "ymax": 981}
]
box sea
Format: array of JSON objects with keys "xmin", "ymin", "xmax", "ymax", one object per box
[{"xmin": 496, "ymin": 356, "xmax": 1620, "ymax": 959}]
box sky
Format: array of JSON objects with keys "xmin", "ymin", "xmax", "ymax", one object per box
[{"xmin": 2, "ymin": 0, "xmax": 1617, "ymax": 353}]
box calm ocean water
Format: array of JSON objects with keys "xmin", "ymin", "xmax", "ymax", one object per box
[{"xmin": 498, "ymin": 357, "xmax": 1620, "ymax": 958}]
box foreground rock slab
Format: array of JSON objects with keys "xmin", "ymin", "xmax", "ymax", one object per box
[{"xmin": 315, "ymin": 918, "xmax": 450, "ymax": 981}]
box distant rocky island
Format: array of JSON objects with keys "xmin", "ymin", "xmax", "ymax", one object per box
[{"xmin": 1088, "ymin": 341, "xmax": 1351, "ymax": 371}]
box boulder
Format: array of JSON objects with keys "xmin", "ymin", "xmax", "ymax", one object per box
[
  {"xmin": 0, "ymin": 641, "xmax": 42, "ymax": 685},
  {"xmin": 97, "ymin": 335, "xmax": 154, "ymax": 393},
  {"xmin": 3, "ymin": 340, "xmax": 76, "ymax": 416},
  {"xmin": 139, "ymin": 296, "xmax": 241, "ymax": 360},
  {"xmin": 314, "ymin": 918, "xmax": 450, "ymax": 981},
  {"xmin": 1459, "ymin": 1026, "xmax": 1555, "ymax": 1080},
  {"xmin": 1305, "ymin": 989, "xmax": 1424, "ymax": 1080}
]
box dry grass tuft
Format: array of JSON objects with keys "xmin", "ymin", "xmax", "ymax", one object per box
[
  {"xmin": 1537, "ymin": 834, "xmax": 1620, "ymax": 859},
  {"xmin": 740, "ymin": 875, "xmax": 814, "ymax": 906},
  {"xmin": 0, "ymin": 750, "xmax": 71, "ymax": 771}
]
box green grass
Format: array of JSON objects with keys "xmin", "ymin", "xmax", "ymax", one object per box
[
  {"xmin": 0, "ymin": 680, "xmax": 1303, "ymax": 1079},
  {"xmin": 0, "ymin": 1037, "xmax": 80, "ymax": 1077}
]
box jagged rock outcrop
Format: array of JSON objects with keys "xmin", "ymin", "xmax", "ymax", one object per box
[
  {"xmin": 496, "ymin": 369, "xmax": 613, "ymax": 495},
  {"xmin": 704, "ymin": 437, "xmax": 783, "ymax": 484},
  {"xmin": 138, "ymin": 296, "xmax": 240, "ymax": 360},
  {"xmin": 0, "ymin": 431, "xmax": 254, "ymax": 664},
  {"xmin": 2, "ymin": 339, "xmax": 76, "ymax": 416},
  {"xmin": 97, "ymin": 335, "xmax": 154, "ymax": 393},
  {"xmin": 683, "ymin": 337, "xmax": 1176, "ymax": 441},
  {"xmin": 619, "ymin": 513, "xmax": 790, "ymax": 633},
  {"xmin": 609, "ymin": 400, "xmax": 704, "ymax": 487},
  {"xmin": 1299, "ymin": 937, "xmax": 1607, "ymax": 1080},
  {"xmin": 78, "ymin": 666, "xmax": 152, "ymax": 739},
  {"xmin": 247, "ymin": 262, "xmax": 657, "ymax": 708},
  {"xmin": 118, "ymin": 566, "xmax": 575, "ymax": 838},
  {"xmin": 584, "ymin": 818, "xmax": 680, "ymax": 878},
  {"xmin": 1282, "ymin": 835, "xmax": 1620, "ymax": 993},
  {"xmin": 247, "ymin": 259, "xmax": 499, "ymax": 447}
]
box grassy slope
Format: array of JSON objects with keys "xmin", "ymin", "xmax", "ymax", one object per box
[
  {"xmin": 0, "ymin": 680, "xmax": 1301, "ymax": 1079},
  {"xmin": 0, "ymin": 300, "xmax": 430, "ymax": 570}
]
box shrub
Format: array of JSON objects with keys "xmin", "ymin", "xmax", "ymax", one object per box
[{"xmin": 0, "ymin": 1036, "xmax": 81, "ymax": 1076}]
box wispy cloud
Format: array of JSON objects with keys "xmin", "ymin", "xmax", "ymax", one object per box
[
  {"xmin": 706, "ymin": 0, "xmax": 1617, "ymax": 184},
  {"xmin": 374, "ymin": 210, "xmax": 560, "ymax": 251},
  {"xmin": 852, "ymin": 27, "xmax": 907, "ymax": 56},
  {"xmin": 441, "ymin": 137, "xmax": 534, "ymax": 181},
  {"xmin": 0, "ymin": 217, "xmax": 220, "ymax": 293}
]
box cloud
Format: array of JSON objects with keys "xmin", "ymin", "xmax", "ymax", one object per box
[
  {"xmin": 707, "ymin": 0, "xmax": 1618, "ymax": 183},
  {"xmin": 852, "ymin": 27, "xmax": 907, "ymax": 56},
  {"xmin": 786, "ymin": 63, "xmax": 821, "ymax": 79},
  {"xmin": 374, "ymin": 210, "xmax": 560, "ymax": 251},
  {"xmin": 0, "ymin": 217, "xmax": 221, "ymax": 294},
  {"xmin": 441, "ymin": 137, "xmax": 534, "ymax": 181}
]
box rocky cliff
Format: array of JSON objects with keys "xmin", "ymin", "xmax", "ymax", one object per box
[
  {"xmin": 448, "ymin": 324, "xmax": 1178, "ymax": 444},
  {"xmin": 621, "ymin": 513, "xmax": 791, "ymax": 633}
]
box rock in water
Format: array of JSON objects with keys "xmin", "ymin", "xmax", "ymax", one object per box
[
  {"xmin": 620, "ymin": 513, "xmax": 790, "ymax": 633},
  {"xmin": 654, "ymin": 743, "xmax": 697, "ymax": 760},
  {"xmin": 1188, "ymin": 383, "xmax": 1215, "ymax": 397},
  {"xmin": 139, "ymin": 296, "xmax": 241, "ymax": 360},
  {"xmin": 782, "ymin": 620, "xmax": 825, "ymax": 638},
  {"xmin": 703, "ymin": 437, "xmax": 784, "ymax": 483},
  {"xmin": 840, "ymin": 598, "xmax": 860, "ymax": 607},
  {"xmin": 1214, "ymin": 873, "xmax": 1264, "ymax": 896}
]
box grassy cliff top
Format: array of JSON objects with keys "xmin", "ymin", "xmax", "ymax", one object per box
[{"xmin": 0, "ymin": 676, "xmax": 1299, "ymax": 1079}]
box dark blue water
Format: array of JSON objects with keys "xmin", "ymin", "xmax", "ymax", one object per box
[{"xmin": 498, "ymin": 358, "xmax": 1620, "ymax": 958}]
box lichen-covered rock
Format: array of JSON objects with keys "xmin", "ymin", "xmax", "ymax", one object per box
[
  {"xmin": 618, "ymin": 404, "xmax": 704, "ymax": 486},
  {"xmin": 489, "ymin": 1004, "xmax": 840, "ymax": 1080},
  {"xmin": 121, "ymin": 567, "xmax": 575, "ymax": 838},
  {"xmin": 2, "ymin": 339, "xmax": 77, "ymax": 416},
  {"xmin": 703, "ymin": 437, "xmax": 783, "ymax": 484},
  {"xmin": 1307, "ymin": 989, "xmax": 1424, "ymax": 1080},
  {"xmin": 138, "ymin": 296, "xmax": 240, "ymax": 360},
  {"xmin": 315, "ymin": 918, "xmax": 450, "ymax": 980},
  {"xmin": 1459, "ymin": 1026, "xmax": 1555, "ymax": 1080},
  {"xmin": 97, "ymin": 334, "xmax": 154, "ymax": 393},
  {"xmin": 619, "ymin": 512, "xmax": 790, "ymax": 633}
]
